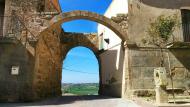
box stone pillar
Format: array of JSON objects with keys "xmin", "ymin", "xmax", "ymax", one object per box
[
  {"xmin": 155, "ymin": 86, "xmax": 168, "ymax": 104},
  {"xmin": 154, "ymin": 67, "xmax": 168, "ymax": 104}
]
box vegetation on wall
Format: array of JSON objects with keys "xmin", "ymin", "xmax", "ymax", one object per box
[
  {"xmin": 146, "ymin": 15, "xmax": 180, "ymax": 101},
  {"xmin": 147, "ymin": 14, "xmax": 179, "ymax": 47},
  {"xmin": 147, "ymin": 15, "xmax": 178, "ymax": 47},
  {"xmin": 145, "ymin": 14, "xmax": 179, "ymax": 67}
]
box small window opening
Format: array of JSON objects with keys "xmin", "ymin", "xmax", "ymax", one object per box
[
  {"xmin": 181, "ymin": 9, "xmax": 190, "ymax": 42},
  {"xmin": 0, "ymin": 0, "xmax": 5, "ymax": 36}
]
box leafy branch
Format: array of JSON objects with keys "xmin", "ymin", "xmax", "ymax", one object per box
[
  {"xmin": 146, "ymin": 14, "xmax": 179, "ymax": 47},
  {"xmin": 147, "ymin": 15, "xmax": 179, "ymax": 102}
]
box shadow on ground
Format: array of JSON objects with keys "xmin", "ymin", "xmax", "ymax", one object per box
[{"xmin": 0, "ymin": 95, "xmax": 115, "ymax": 107}]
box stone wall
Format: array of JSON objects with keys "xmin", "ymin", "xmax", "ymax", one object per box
[
  {"xmin": 111, "ymin": 14, "xmax": 128, "ymax": 33},
  {"xmin": 0, "ymin": 0, "xmax": 61, "ymax": 102},
  {"xmin": 33, "ymin": 27, "xmax": 100, "ymax": 100},
  {"xmin": 4, "ymin": 0, "xmax": 58, "ymax": 15},
  {"xmin": 0, "ymin": 0, "xmax": 114, "ymax": 102},
  {"xmin": 33, "ymin": 25, "xmax": 63, "ymax": 100},
  {"xmin": 128, "ymin": 0, "xmax": 190, "ymax": 46},
  {"xmin": 124, "ymin": 0, "xmax": 190, "ymax": 98},
  {"xmin": 61, "ymin": 32, "xmax": 99, "ymax": 53},
  {"xmin": 99, "ymin": 45, "xmax": 125, "ymax": 97},
  {"xmin": 2, "ymin": 0, "xmax": 59, "ymax": 38},
  {"xmin": 0, "ymin": 38, "xmax": 35, "ymax": 102},
  {"xmin": 125, "ymin": 46, "xmax": 190, "ymax": 97},
  {"xmin": 0, "ymin": 27, "xmax": 100, "ymax": 101}
]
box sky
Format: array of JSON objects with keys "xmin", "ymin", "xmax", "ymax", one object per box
[
  {"xmin": 59, "ymin": 0, "xmax": 112, "ymax": 33},
  {"xmin": 59, "ymin": 0, "xmax": 112, "ymax": 83},
  {"xmin": 62, "ymin": 47, "xmax": 99, "ymax": 83}
]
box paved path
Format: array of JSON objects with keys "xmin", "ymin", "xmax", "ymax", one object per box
[{"xmin": 0, "ymin": 95, "xmax": 140, "ymax": 107}]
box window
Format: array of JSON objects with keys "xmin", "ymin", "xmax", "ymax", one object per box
[
  {"xmin": 0, "ymin": 0, "xmax": 5, "ymax": 36},
  {"xmin": 99, "ymin": 33, "xmax": 104, "ymax": 50},
  {"xmin": 181, "ymin": 9, "xmax": 190, "ymax": 42},
  {"xmin": 37, "ymin": 0, "xmax": 45, "ymax": 12}
]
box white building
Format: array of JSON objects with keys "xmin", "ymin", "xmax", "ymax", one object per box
[
  {"xmin": 98, "ymin": 0, "xmax": 128, "ymax": 50},
  {"xmin": 98, "ymin": 0, "xmax": 128, "ymax": 97}
]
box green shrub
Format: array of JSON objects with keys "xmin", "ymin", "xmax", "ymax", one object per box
[{"xmin": 147, "ymin": 15, "xmax": 178, "ymax": 47}]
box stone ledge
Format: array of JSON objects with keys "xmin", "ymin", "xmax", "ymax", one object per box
[
  {"xmin": 167, "ymin": 42, "xmax": 190, "ymax": 49},
  {"xmin": 132, "ymin": 89, "xmax": 155, "ymax": 97},
  {"xmin": 0, "ymin": 37, "xmax": 17, "ymax": 44}
]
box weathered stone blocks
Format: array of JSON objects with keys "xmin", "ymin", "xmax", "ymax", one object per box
[
  {"xmin": 50, "ymin": 10, "xmax": 128, "ymax": 41},
  {"xmin": 126, "ymin": 47, "xmax": 190, "ymax": 96}
]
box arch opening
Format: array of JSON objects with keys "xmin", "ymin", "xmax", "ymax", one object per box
[
  {"xmin": 61, "ymin": 46, "xmax": 100, "ymax": 96},
  {"xmin": 62, "ymin": 19, "xmax": 98, "ymax": 33},
  {"xmin": 35, "ymin": 10, "xmax": 127, "ymax": 99}
]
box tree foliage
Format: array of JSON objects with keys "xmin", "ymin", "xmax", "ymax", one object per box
[{"xmin": 147, "ymin": 15, "xmax": 178, "ymax": 47}]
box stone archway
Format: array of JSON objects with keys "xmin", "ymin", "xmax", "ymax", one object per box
[
  {"xmin": 59, "ymin": 32, "xmax": 102, "ymax": 96},
  {"xmin": 48, "ymin": 10, "xmax": 128, "ymax": 41},
  {"xmin": 32, "ymin": 11, "xmax": 128, "ymax": 100}
]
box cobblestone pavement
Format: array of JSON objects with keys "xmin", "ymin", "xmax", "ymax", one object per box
[{"xmin": 0, "ymin": 95, "xmax": 140, "ymax": 107}]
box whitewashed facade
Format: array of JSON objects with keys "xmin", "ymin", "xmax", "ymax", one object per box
[{"xmin": 98, "ymin": 0, "xmax": 128, "ymax": 97}]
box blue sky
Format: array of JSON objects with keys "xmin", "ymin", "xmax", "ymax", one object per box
[
  {"xmin": 59, "ymin": 0, "xmax": 112, "ymax": 33},
  {"xmin": 62, "ymin": 47, "xmax": 99, "ymax": 83},
  {"xmin": 59, "ymin": 0, "xmax": 112, "ymax": 83}
]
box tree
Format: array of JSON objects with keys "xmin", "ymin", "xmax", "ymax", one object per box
[
  {"xmin": 147, "ymin": 14, "xmax": 179, "ymax": 103},
  {"xmin": 147, "ymin": 14, "xmax": 178, "ymax": 66}
]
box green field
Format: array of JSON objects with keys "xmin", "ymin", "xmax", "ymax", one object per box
[{"xmin": 62, "ymin": 83, "xmax": 99, "ymax": 95}]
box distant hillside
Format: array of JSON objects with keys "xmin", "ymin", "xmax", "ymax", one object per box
[{"xmin": 62, "ymin": 83, "xmax": 99, "ymax": 95}]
